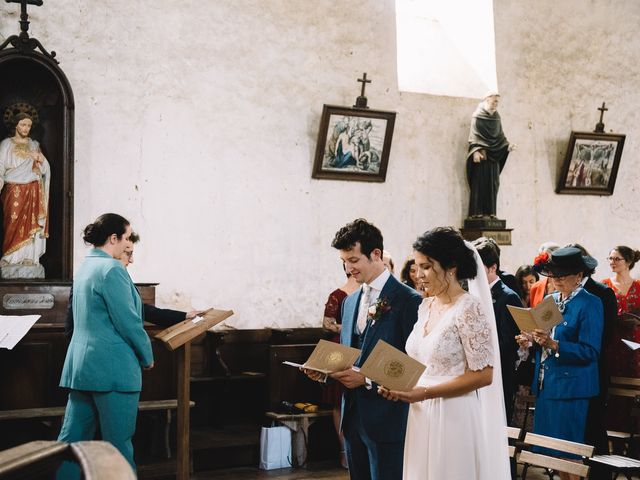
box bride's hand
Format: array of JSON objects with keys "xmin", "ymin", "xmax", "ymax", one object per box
[{"xmin": 378, "ymin": 386, "xmax": 428, "ymax": 404}]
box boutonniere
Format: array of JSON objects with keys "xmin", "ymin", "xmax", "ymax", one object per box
[{"xmin": 367, "ymin": 297, "xmax": 391, "ymax": 325}]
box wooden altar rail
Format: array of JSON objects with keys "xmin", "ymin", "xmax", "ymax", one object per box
[{"xmin": 0, "ymin": 440, "xmax": 135, "ymax": 480}]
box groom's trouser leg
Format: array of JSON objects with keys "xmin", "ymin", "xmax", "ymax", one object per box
[
  {"xmin": 343, "ymin": 406, "xmax": 404, "ymax": 480},
  {"xmin": 343, "ymin": 407, "xmax": 372, "ymax": 480},
  {"xmin": 366, "ymin": 438, "xmax": 404, "ymax": 480}
]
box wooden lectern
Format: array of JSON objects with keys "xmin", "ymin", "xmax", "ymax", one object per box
[{"xmin": 155, "ymin": 309, "xmax": 233, "ymax": 479}]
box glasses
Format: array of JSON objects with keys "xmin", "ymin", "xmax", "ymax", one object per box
[{"xmin": 607, "ymin": 257, "xmax": 624, "ymax": 262}]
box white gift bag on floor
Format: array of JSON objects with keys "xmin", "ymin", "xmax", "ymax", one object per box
[{"xmin": 259, "ymin": 425, "xmax": 292, "ymax": 470}]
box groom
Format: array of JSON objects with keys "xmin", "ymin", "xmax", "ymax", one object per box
[{"xmin": 327, "ymin": 219, "xmax": 421, "ymax": 480}]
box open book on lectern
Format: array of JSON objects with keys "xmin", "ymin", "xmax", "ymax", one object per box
[
  {"xmin": 283, "ymin": 339, "xmax": 361, "ymax": 374},
  {"xmin": 507, "ymin": 295, "xmax": 563, "ymax": 333},
  {"xmin": 155, "ymin": 308, "xmax": 233, "ymax": 351}
]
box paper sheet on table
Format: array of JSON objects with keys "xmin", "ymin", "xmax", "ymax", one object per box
[
  {"xmin": 359, "ymin": 340, "xmax": 426, "ymax": 392},
  {"xmin": 282, "ymin": 339, "xmax": 361, "ymax": 374},
  {"xmin": 507, "ymin": 296, "xmax": 563, "ymax": 333},
  {"xmin": 622, "ymin": 339, "xmax": 640, "ymax": 351},
  {"xmin": 0, "ymin": 315, "xmax": 41, "ymax": 350}
]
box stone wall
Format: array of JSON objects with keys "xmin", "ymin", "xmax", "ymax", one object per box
[{"xmin": 1, "ymin": 0, "xmax": 638, "ymax": 327}]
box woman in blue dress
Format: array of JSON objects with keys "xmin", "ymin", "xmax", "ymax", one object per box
[{"xmin": 516, "ymin": 247, "xmax": 603, "ymax": 479}]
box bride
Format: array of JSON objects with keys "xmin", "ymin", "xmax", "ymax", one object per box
[{"xmin": 379, "ymin": 227, "xmax": 510, "ymax": 479}]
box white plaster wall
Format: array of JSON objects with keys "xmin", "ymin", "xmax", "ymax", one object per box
[{"xmin": 0, "ymin": 0, "xmax": 638, "ymax": 328}]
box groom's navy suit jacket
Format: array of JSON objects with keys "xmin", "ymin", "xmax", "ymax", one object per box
[{"xmin": 340, "ymin": 275, "xmax": 422, "ymax": 442}]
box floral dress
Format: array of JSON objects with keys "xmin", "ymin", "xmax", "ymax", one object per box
[{"xmin": 602, "ymin": 278, "xmax": 640, "ymax": 431}]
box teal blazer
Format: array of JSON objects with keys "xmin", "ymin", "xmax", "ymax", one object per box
[{"xmin": 60, "ymin": 249, "xmax": 153, "ymax": 392}]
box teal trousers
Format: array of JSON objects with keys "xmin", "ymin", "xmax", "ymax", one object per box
[{"xmin": 56, "ymin": 390, "xmax": 140, "ymax": 479}]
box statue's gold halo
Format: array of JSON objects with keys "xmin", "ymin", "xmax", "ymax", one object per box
[{"xmin": 3, "ymin": 103, "xmax": 39, "ymax": 131}]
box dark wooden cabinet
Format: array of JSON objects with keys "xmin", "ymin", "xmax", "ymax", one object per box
[
  {"xmin": 0, "ymin": 287, "xmax": 337, "ymax": 476},
  {"xmin": 189, "ymin": 328, "xmax": 337, "ymax": 472}
]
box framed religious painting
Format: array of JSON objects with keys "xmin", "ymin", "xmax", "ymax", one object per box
[
  {"xmin": 312, "ymin": 105, "xmax": 396, "ymax": 182},
  {"xmin": 556, "ymin": 131, "xmax": 625, "ymax": 195}
]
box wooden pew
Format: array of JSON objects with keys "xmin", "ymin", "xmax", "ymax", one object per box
[
  {"xmin": 518, "ymin": 432, "xmax": 593, "ymax": 480},
  {"xmin": 0, "ymin": 399, "xmax": 194, "ymax": 460},
  {"xmin": 0, "ymin": 440, "xmax": 135, "ymax": 480}
]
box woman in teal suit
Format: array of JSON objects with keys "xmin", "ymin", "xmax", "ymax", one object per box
[{"xmin": 57, "ymin": 213, "xmax": 154, "ymax": 478}]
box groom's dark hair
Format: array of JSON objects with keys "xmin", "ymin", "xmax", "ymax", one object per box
[{"xmin": 332, "ymin": 218, "xmax": 383, "ymax": 259}]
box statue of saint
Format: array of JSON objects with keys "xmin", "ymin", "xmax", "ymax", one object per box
[
  {"xmin": 0, "ymin": 110, "xmax": 50, "ymax": 278},
  {"xmin": 466, "ymin": 93, "xmax": 516, "ymax": 218}
]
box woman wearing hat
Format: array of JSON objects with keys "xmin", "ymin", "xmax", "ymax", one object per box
[{"xmin": 516, "ymin": 247, "xmax": 603, "ymax": 478}]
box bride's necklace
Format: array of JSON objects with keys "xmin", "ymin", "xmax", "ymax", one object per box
[
  {"xmin": 555, "ymin": 286, "xmax": 581, "ymax": 314},
  {"xmin": 423, "ymin": 296, "xmax": 457, "ymax": 335}
]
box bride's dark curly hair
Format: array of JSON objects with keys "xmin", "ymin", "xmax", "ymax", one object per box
[{"xmin": 412, "ymin": 227, "xmax": 477, "ymax": 280}]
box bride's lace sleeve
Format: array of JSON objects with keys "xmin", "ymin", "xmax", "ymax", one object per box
[{"xmin": 455, "ymin": 297, "xmax": 494, "ymax": 371}]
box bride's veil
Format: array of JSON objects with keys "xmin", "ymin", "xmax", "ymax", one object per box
[{"xmin": 464, "ymin": 240, "xmax": 511, "ymax": 479}]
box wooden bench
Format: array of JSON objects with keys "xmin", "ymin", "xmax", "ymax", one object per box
[
  {"xmin": 589, "ymin": 378, "xmax": 640, "ymax": 480},
  {"xmin": 0, "ymin": 399, "xmax": 195, "ymax": 459},
  {"xmin": 606, "ymin": 376, "xmax": 640, "ymax": 455},
  {"xmin": 265, "ymin": 410, "xmax": 332, "ymax": 467},
  {"xmin": 0, "ymin": 440, "xmax": 135, "ymax": 480},
  {"xmin": 518, "ymin": 432, "xmax": 594, "ymax": 480},
  {"xmin": 507, "ymin": 426, "xmax": 523, "ymax": 459}
]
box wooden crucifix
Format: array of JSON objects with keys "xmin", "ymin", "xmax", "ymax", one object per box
[
  {"xmin": 353, "ymin": 72, "xmax": 372, "ymax": 109},
  {"xmin": 594, "ymin": 102, "xmax": 608, "ymax": 133}
]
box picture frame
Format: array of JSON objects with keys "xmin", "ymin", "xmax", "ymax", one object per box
[
  {"xmin": 312, "ymin": 104, "xmax": 396, "ymax": 182},
  {"xmin": 556, "ymin": 131, "xmax": 625, "ymax": 195}
]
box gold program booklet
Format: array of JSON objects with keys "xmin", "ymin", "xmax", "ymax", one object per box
[
  {"xmin": 283, "ymin": 339, "xmax": 361, "ymax": 374},
  {"xmin": 359, "ymin": 340, "xmax": 426, "ymax": 392},
  {"xmin": 507, "ymin": 295, "xmax": 563, "ymax": 333}
]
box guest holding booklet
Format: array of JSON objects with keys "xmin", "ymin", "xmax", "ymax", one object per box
[
  {"xmin": 516, "ymin": 247, "xmax": 603, "ymax": 480},
  {"xmin": 378, "ymin": 227, "xmax": 510, "ymax": 480}
]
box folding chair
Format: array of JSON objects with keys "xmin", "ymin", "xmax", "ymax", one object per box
[
  {"xmin": 518, "ymin": 432, "xmax": 593, "ymax": 480},
  {"xmin": 508, "ymin": 426, "xmax": 524, "ymax": 479},
  {"xmin": 606, "ymin": 377, "xmax": 640, "ymax": 456},
  {"xmin": 588, "ymin": 377, "xmax": 640, "ymax": 480}
]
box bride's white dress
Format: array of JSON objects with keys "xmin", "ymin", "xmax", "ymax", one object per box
[{"xmin": 403, "ymin": 293, "xmax": 495, "ymax": 480}]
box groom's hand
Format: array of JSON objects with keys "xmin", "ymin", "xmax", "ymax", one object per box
[
  {"xmin": 302, "ymin": 368, "xmax": 327, "ymax": 383},
  {"xmin": 330, "ymin": 368, "xmax": 366, "ymax": 389}
]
